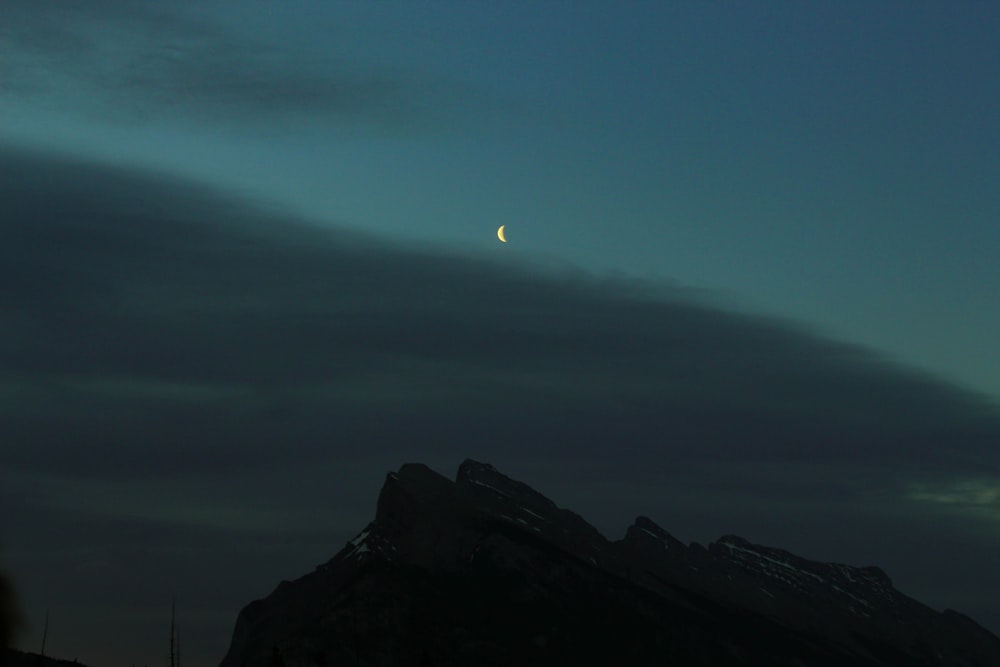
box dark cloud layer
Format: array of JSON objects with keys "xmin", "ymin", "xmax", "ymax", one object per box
[
  {"xmin": 2, "ymin": 143, "xmax": 999, "ymax": 664},
  {"xmin": 2, "ymin": 144, "xmax": 997, "ymax": 478},
  {"xmin": 0, "ymin": 0, "xmax": 444, "ymax": 128}
]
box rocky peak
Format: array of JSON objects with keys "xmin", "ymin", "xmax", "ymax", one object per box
[
  {"xmin": 453, "ymin": 459, "xmax": 610, "ymax": 563},
  {"xmin": 455, "ymin": 459, "xmax": 557, "ymax": 511},
  {"xmin": 712, "ymin": 535, "xmax": 894, "ymax": 589},
  {"xmin": 221, "ymin": 460, "xmax": 1000, "ymax": 667},
  {"xmin": 375, "ymin": 464, "xmax": 455, "ymax": 525},
  {"xmin": 709, "ymin": 534, "xmax": 911, "ymax": 624},
  {"xmin": 622, "ymin": 516, "xmax": 686, "ymax": 551}
]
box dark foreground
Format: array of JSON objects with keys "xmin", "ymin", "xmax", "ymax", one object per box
[{"xmin": 3, "ymin": 650, "xmax": 91, "ymax": 667}]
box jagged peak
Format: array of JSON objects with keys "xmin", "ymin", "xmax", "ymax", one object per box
[
  {"xmin": 857, "ymin": 565, "xmax": 892, "ymax": 586},
  {"xmin": 397, "ymin": 462, "xmax": 453, "ymax": 486},
  {"xmin": 634, "ymin": 516, "xmax": 659, "ymax": 529},
  {"xmin": 453, "ymin": 459, "xmax": 611, "ymax": 555},
  {"xmin": 456, "ymin": 459, "xmax": 558, "ymax": 510},
  {"xmin": 457, "ymin": 458, "xmax": 498, "ymax": 476},
  {"xmin": 624, "ymin": 516, "xmax": 685, "ymax": 550},
  {"xmin": 374, "ymin": 462, "xmax": 456, "ymax": 528},
  {"xmin": 382, "ymin": 462, "xmax": 456, "ymax": 502},
  {"xmin": 221, "ymin": 459, "xmax": 1000, "ymax": 667},
  {"xmin": 714, "ymin": 535, "xmax": 819, "ymax": 566},
  {"xmin": 712, "ymin": 535, "xmax": 896, "ymax": 595}
]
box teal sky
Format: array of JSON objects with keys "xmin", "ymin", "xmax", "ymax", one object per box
[
  {"xmin": 4, "ymin": 3, "xmax": 1000, "ymax": 666},
  {"xmin": 4, "ymin": 0, "xmax": 998, "ymax": 400}
]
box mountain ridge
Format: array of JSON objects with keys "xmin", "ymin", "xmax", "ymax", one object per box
[{"xmin": 220, "ymin": 459, "xmax": 1000, "ymax": 666}]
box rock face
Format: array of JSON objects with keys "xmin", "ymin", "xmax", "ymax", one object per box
[{"xmin": 220, "ymin": 460, "xmax": 1000, "ymax": 667}]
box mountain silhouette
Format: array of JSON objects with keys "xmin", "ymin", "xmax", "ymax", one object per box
[{"xmin": 221, "ymin": 460, "xmax": 1000, "ymax": 666}]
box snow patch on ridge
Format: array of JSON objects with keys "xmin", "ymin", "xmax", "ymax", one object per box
[
  {"xmin": 638, "ymin": 526, "xmax": 672, "ymax": 548},
  {"xmin": 468, "ymin": 478, "xmax": 509, "ymax": 497},
  {"xmin": 720, "ymin": 541, "xmax": 825, "ymax": 583}
]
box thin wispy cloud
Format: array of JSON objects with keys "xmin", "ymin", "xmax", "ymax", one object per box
[
  {"xmin": 0, "ymin": 0, "xmax": 448, "ymax": 128},
  {"xmin": 908, "ymin": 478, "xmax": 1000, "ymax": 520}
]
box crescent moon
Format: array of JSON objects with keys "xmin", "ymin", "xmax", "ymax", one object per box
[{"xmin": 497, "ymin": 225, "xmax": 507, "ymax": 243}]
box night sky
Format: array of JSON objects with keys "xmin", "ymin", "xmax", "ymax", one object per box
[{"xmin": 2, "ymin": 2, "xmax": 999, "ymax": 666}]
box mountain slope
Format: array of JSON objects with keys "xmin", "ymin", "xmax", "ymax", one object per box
[{"xmin": 220, "ymin": 460, "xmax": 1000, "ymax": 667}]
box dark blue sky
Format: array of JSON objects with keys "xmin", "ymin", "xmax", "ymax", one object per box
[{"xmin": 2, "ymin": 3, "xmax": 999, "ymax": 666}]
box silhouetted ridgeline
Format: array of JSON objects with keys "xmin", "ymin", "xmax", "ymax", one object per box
[
  {"xmin": 220, "ymin": 460, "xmax": 1000, "ymax": 667},
  {"xmin": 3, "ymin": 651, "xmax": 91, "ymax": 667}
]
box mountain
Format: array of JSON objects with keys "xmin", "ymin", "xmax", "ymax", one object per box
[{"xmin": 220, "ymin": 460, "xmax": 1000, "ymax": 666}]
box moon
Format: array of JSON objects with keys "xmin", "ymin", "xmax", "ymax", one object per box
[{"xmin": 497, "ymin": 225, "xmax": 507, "ymax": 243}]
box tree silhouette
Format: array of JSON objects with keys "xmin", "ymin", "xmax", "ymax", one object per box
[
  {"xmin": 40, "ymin": 610, "xmax": 48, "ymax": 658},
  {"xmin": 168, "ymin": 598, "xmax": 180, "ymax": 667}
]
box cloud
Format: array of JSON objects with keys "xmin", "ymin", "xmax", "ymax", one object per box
[
  {"xmin": 907, "ymin": 478, "xmax": 1000, "ymax": 520},
  {"xmin": 3, "ymin": 139, "xmax": 1000, "ymax": 485},
  {"xmin": 3, "ymin": 142, "xmax": 1000, "ymax": 660},
  {"xmin": 3, "ymin": 143, "xmax": 998, "ymax": 481},
  {"xmin": 0, "ymin": 0, "xmax": 449, "ymax": 129}
]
